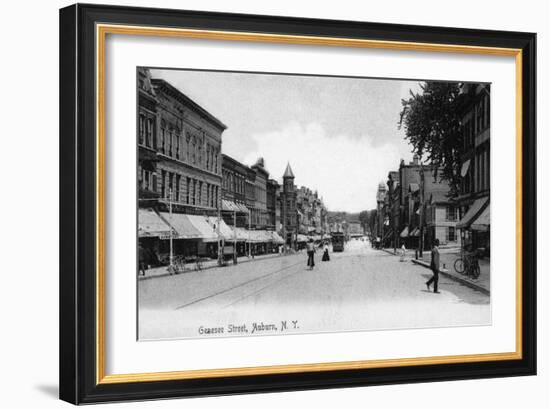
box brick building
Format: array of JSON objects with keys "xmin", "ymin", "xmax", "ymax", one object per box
[
  {"xmin": 137, "ymin": 68, "xmax": 227, "ymax": 263},
  {"xmin": 221, "ymin": 154, "xmax": 250, "ymax": 228},
  {"xmin": 151, "ymin": 77, "xmax": 226, "ymax": 215},
  {"xmin": 456, "ymin": 83, "xmax": 491, "ymax": 253}
]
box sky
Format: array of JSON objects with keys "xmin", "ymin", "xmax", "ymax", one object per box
[{"xmin": 151, "ymin": 68, "xmax": 422, "ymax": 212}]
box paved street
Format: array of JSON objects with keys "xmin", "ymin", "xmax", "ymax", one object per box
[{"xmin": 139, "ymin": 240, "xmax": 490, "ymax": 340}]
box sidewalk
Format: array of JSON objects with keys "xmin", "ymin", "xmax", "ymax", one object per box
[
  {"xmin": 138, "ymin": 252, "xmax": 283, "ymax": 281},
  {"xmin": 380, "ymin": 247, "xmax": 490, "ymax": 295}
]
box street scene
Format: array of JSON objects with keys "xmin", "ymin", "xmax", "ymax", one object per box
[
  {"xmin": 137, "ymin": 68, "xmax": 491, "ymax": 340},
  {"xmin": 139, "ymin": 239, "xmax": 489, "ymax": 340}
]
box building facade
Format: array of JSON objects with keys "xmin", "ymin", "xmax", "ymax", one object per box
[
  {"xmin": 281, "ymin": 163, "xmax": 298, "ymax": 247},
  {"xmin": 151, "ymin": 78, "xmax": 226, "ymax": 215},
  {"xmin": 456, "ymin": 83, "xmax": 491, "ymax": 254},
  {"xmin": 266, "ymin": 179, "xmax": 280, "ymax": 231},
  {"xmin": 138, "ymin": 69, "xmax": 227, "ymax": 263},
  {"xmin": 250, "ymin": 158, "xmax": 269, "ymax": 229},
  {"xmin": 221, "ymin": 154, "xmax": 250, "ymax": 228}
]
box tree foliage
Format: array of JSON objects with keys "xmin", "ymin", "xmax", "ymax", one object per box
[{"xmin": 399, "ymin": 82, "xmax": 465, "ymax": 195}]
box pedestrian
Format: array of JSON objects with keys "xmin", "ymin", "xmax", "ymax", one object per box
[
  {"xmin": 138, "ymin": 244, "xmax": 147, "ymax": 276},
  {"xmin": 426, "ymin": 238, "xmax": 440, "ymax": 293},
  {"xmin": 400, "ymin": 243, "xmax": 406, "ymax": 262},
  {"xmin": 322, "ymin": 241, "xmax": 330, "ymax": 261},
  {"xmin": 306, "ymin": 238, "xmax": 316, "ymax": 270}
]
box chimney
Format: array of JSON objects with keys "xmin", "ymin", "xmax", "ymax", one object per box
[{"xmin": 413, "ymin": 154, "xmax": 419, "ymax": 166}]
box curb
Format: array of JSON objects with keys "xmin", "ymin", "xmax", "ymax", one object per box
[
  {"xmin": 410, "ymin": 259, "xmax": 489, "ymax": 296},
  {"xmin": 138, "ymin": 253, "xmax": 282, "ymax": 281}
]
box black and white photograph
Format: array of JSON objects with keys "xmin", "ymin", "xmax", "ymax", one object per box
[{"xmin": 137, "ymin": 67, "xmax": 491, "ymax": 341}]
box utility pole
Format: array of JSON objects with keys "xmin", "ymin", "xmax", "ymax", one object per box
[
  {"xmin": 248, "ymin": 210, "xmax": 251, "ymax": 257},
  {"xmin": 217, "ymin": 186, "xmax": 223, "ymax": 266},
  {"xmin": 233, "ymin": 210, "xmax": 237, "ymax": 264},
  {"xmin": 418, "ymin": 163, "xmax": 425, "ymax": 258},
  {"xmin": 168, "ymin": 188, "xmax": 174, "ymax": 272}
]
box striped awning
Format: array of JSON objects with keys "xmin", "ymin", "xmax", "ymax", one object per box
[
  {"xmin": 270, "ymin": 231, "xmax": 285, "ymax": 244},
  {"xmin": 456, "ymin": 198, "xmax": 489, "ymax": 229},
  {"xmin": 159, "ymin": 212, "xmax": 202, "ymax": 239},
  {"xmin": 138, "ymin": 209, "xmax": 172, "ymax": 238},
  {"xmin": 471, "ymin": 205, "xmax": 490, "ymax": 232},
  {"xmin": 188, "ymin": 215, "xmax": 220, "ymax": 242},
  {"xmin": 222, "ymin": 199, "xmax": 249, "ymax": 214}
]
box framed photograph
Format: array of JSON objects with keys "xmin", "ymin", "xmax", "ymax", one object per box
[{"xmin": 59, "ymin": 3, "xmax": 536, "ymax": 404}]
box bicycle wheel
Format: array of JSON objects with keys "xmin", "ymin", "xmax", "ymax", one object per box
[{"xmin": 454, "ymin": 258, "xmax": 465, "ymax": 274}]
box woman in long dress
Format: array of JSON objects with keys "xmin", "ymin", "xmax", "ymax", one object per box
[{"xmin": 322, "ymin": 241, "xmax": 330, "ymax": 261}]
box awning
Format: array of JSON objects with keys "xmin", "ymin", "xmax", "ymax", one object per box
[
  {"xmin": 297, "ymin": 234, "xmax": 308, "ymax": 243},
  {"xmin": 222, "ymin": 199, "xmax": 242, "ymax": 213},
  {"xmin": 409, "ymin": 183, "xmax": 420, "ymax": 193},
  {"xmin": 233, "ymin": 227, "xmax": 250, "ymax": 241},
  {"xmin": 410, "ymin": 227, "xmax": 420, "ymax": 237},
  {"xmin": 400, "ymin": 226, "xmax": 409, "ymax": 238},
  {"xmin": 187, "ymin": 215, "xmax": 219, "ymax": 242},
  {"xmin": 236, "ymin": 203, "xmax": 250, "ymax": 213},
  {"xmin": 461, "ymin": 159, "xmax": 471, "ymax": 177},
  {"xmin": 138, "ymin": 209, "xmax": 172, "ymax": 238},
  {"xmin": 471, "ymin": 205, "xmax": 490, "ymax": 231},
  {"xmin": 159, "ymin": 212, "xmax": 202, "ymax": 239},
  {"xmin": 247, "ymin": 230, "xmax": 272, "ymax": 243},
  {"xmin": 208, "ymin": 218, "xmax": 239, "ymax": 241},
  {"xmin": 456, "ymin": 198, "xmax": 489, "ymax": 229},
  {"xmin": 270, "ymin": 231, "xmax": 285, "ymax": 244}
]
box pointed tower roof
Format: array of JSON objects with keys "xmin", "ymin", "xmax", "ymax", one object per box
[{"xmin": 283, "ymin": 163, "xmax": 295, "ymax": 178}]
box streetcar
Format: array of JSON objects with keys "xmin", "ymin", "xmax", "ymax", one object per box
[{"xmin": 331, "ymin": 232, "xmax": 345, "ymax": 252}]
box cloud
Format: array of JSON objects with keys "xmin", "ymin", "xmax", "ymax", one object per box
[{"xmin": 242, "ymin": 122, "xmax": 411, "ymax": 212}]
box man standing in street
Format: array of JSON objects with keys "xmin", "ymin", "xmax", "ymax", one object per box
[
  {"xmin": 426, "ymin": 239, "xmax": 440, "ymax": 293},
  {"xmin": 306, "ymin": 238, "xmax": 316, "ymax": 270}
]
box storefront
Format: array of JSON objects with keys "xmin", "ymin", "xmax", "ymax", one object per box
[{"xmin": 456, "ymin": 197, "xmax": 490, "ymax": 254}]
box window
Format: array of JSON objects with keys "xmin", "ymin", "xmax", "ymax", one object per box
[
  {"xmin": 168, "ymin": 172, "xmax": 173, "ymax": 199},
  {"xmin": 146, "ymin": 118, "xmax": 153, "ymax": 147},
  {"xmin": 139, "ymin": 114, "xmax": 145, "ymax": 145},
  {"xmin": 446, "ymin": 206, "xmax": 457, "ymax": 221},
  {"xmin": 175, "ymin": 174, "xmax": 181, "ymax": 202},
  {"xmin": 186, "ymin": 178, "xmax": 190, "ymax": 204},
  {"xmin": 448, "ymin": 226, "xmax": 456, "ymax": 242},
  {"xmin": 160, "ymin": 126, "xmax": 165, "ymax": 153},
  {"xmin": 198, "ymin": 182, "xmax": 203, "ymax": 206},
  {"xmin": 185, "ymin": 134, "xmax": 190, "ymax": 162},
  {"xmin": 161, "ymin": 170, "xmax": 166, "ymax": 198},
  {"xmin": 165, "ymin": 130, "xmax": 171, "ymax": 156}
]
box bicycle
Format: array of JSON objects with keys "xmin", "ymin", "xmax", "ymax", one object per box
[
  {"xmin": 167, "ymin": 255, "xmax": 186, "ymax": 275},
  {"xmin": 454, "ymin": 251, "xmax": 480, "ymax": 279}
]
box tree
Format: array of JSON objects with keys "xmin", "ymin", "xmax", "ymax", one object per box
[
  {"xmin": 358, "ymin": 210, "xmax": 369, "ymax": 231},
  {"xmin": 399, "ymin": 82, "xmax": 466, "ymax": 196}
]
